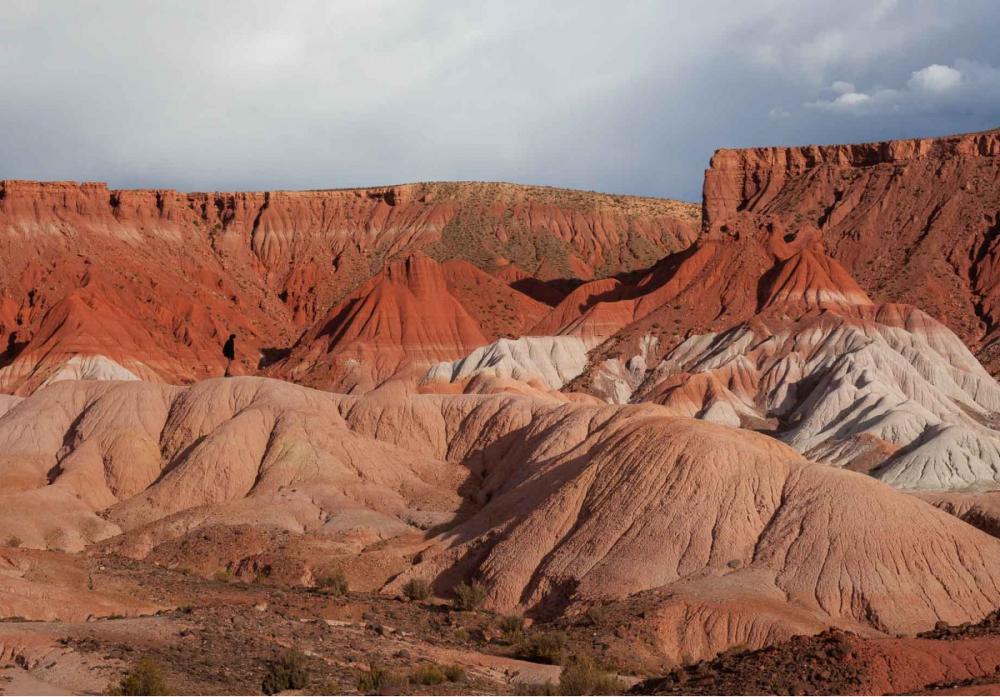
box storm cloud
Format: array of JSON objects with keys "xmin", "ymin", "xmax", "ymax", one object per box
[{"xmin": 2, "ymin": 0, "xmax": 999, "ymax": 200}]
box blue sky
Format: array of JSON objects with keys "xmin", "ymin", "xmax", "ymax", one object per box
[{"xmin": 2, "ymin": 0, "xmax": 999, "ymax": 200}]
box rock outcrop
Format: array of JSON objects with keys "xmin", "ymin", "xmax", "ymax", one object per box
[
  {"xmin": 0, "ymin": 179, "xmax": 698, "ymax": 394},
  {"xmin": 542, "ymin": 221, "xmax": 1000, "ymax": 488},
  {"xmin": 270, "ymin": 253, "xmax": 553, "ymax": 391},
  {"xmin": 702, "ymin": 128, "xmax": 1000, "ymax": 373}
]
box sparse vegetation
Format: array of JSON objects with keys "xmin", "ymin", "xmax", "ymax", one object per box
[
  {"xmin": 315, "ymin": 568, "xmax": 349, "ymax": 596},
  {"xmin": 212, "ymin": 569, "xmax": 232, "ymax": 583},
  {"xmin": 516, "ymin": 631, "xmax": 566, "ymax": 665},
  {"xmin": 4, "ymin": 535, "xmax": 22, "ymax": 548},
  {"xmin": 442, "ymin": 663, "xmax": 466, "ymax": 682},
  {"xmin": 406, "ymin": 661, "xmax": 465, "ymax": 686},
  {"xmin": 357, "ymin": 664, "xmax": 407, "ymax": 694},
  {"xmin": 579, "ymin": 605, "xmax": 606, "ymax": 627},
  {"xmin": 500, "ymin": 614, "xmax": 526, "ymax": 643},
  {"xmin": 453, "ymin": 580, "xmax": 487, "ymax": 610},
  {"xmin": 109, "ymin": 657, "xmax": 170, "ymax": 696},
  {"xmin": 558, "ymin": 655, "xmax": 625, "ymax": 695},
  {"xmin": 409, "ymin": 663, "xmax": 446, "ymax": 685},
  {"xmin": 261, "ymin": 648, "xmax": 309, "ymax": 695},
  {"xmin": 512, "ymin": 656, "xmax": 623, "ymax": 695},
  {"xmin": 513, "ymin": 679, "xmax": 559, "ymax": 695},
  {"xmin": 402, "ymin": 577, "xmax": 431, "ymax": 601}
]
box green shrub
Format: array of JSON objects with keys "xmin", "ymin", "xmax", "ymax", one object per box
[
  {"xmin": 315, "ymin": 568, "xmax": 349, "ymax": 596},
  {"xmin": 402, "ymin": 578, "xmax": 431, "ymax": 601},
  {"xmin": 409, "ymin": 663, "xmax": 446, "ymax": 685},
  {"xmin": 357, "ymin": 664, "xmax": 407, "ymax": 694},
  {"xmin": 212, "ymin": 569, "xmax": 232, "ymax": 583},
  {"xmin": 109, "ymin": 658, "xmax": 170, "ymax": 695},
  {"xmin": 558, "ymin": 656, "xmax": 625, "ymax": 695},
  {"xmin": 516, "ymin": 631, "xmax": 566, "ymax": 665},
  {"xmin": 453, "ymin": 580, "xmax": 487, "ymax": 611},
  {"xmin": 261, "ymin": 649, "xmax": 309, "ymax": 695}
]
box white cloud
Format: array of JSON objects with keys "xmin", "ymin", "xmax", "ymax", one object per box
[
  {"xmin": 805, "ymin": 60, "xmax": 999, "ymax": 116},
  {"xmin": 834, "ymin": 92, "xmax": 871, "ymax": 107},
  {"xmin": 806, "ymin": 88, "xmax": 897, "ymax": 114},
  {"xmin": 830, "ymin": 80, "xmax": 856, "ymax": 94},
  {"xmin": 908, "ymin": 64, "xmax": 962, "ymax": 92}
]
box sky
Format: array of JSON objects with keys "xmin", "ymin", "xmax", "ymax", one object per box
[{"xmin": 2, "ymin": 0, "xmax": 1000, "ymax": 201}]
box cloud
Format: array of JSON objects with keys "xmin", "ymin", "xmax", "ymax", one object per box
[
  {"xmin": 909, "ymin": 64, "xmax": 963, "ymax": 92},
  {"xmin": 1, "ymin": 1, "xmax": 999, "ymax": 201},
  {"xmin": 805, "ymin": 59, "xmax": 1000, "ymax": 116}
]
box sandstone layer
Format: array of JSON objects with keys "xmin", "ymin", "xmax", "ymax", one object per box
[
  {"xmin": 0, "ymin": 179, "xmax": 698, "ymax": 394},
  {"xmin": 702, "ymin": 128, "xmax": 1000, "ymax": 373}
]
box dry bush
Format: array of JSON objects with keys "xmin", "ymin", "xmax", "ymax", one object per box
[
  {"xmin": 357, "ymin": 664, "xmax": 407, "ymax": 695},
  {"xmin": 558, "ymin": 655, "xmax": 625, "ymax": 695},
  {"xmin": 500, "ymin": 615, "xmax": 525, "ymax": 643},
  {"xmin": 409, "ymin": 663, "xmax": 446, "ymax": 685},
  {"xmin": 261, "ymin": 649, "xmax": 309, "ymax": 695},
  {"xmin": 315, "ymin": 568, "xmax": 349, "ymax": 596},
  {"xmin": 109, "ymin": 657, "xmax": 170, "ymax": 696},
  {"xmin": 516, "ymin": 631, "xmax": 566, "ymax": 665},
  {"xmin": 453, "ymin": 580, "xmax": 487, "ymax": 611},
  {"xmin": 402, "ymin": 578, "xmax": 431, "ymax": 601}
]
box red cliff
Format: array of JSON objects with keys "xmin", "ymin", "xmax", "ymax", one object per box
[
  {"xmin": 702, "ymin": 128, "xmax": 1000, "ymax": 371},
  {"xmin": 0, "ymin": 179, "xmax": 697, "ymax": 392}
]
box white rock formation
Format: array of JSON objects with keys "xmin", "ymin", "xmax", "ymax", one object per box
[
  {"xmin": 42, "ymin": 355, "xmax": 142, "ymax": 385},
  {"xmin": 639, "ymin": 306, "xmax": 1000, "ymax": 490},
  {"xmin": 424, "ymin": 336, "xmax": 589, "ymax": 389}
]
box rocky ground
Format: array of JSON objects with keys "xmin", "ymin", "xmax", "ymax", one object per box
[
  {"xmin": 7, "ymin": 549, "xmax": 1000, "ymax": 695},
  {"xmin": 0, "ymin": 552, "xmax": 638, "ymax": 695},
  {"xmin": 633, "ymin": 618, "xmax": 1000, "ymax": 696}
]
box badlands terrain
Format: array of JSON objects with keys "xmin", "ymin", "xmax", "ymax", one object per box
[{"xmin": 3, "ymin": 129, "xmax": 1000, "ymax": 695}]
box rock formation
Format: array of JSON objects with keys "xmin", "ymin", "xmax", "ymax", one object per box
[
  {"xmin": 269, "ymin": 253, "xmax": 553, "ymax": 391},
  {"xmin": 702, "ymin": 128, "xmax": 1000, "ymax": 373},
  {"xmin": 3, "ymin": 376, "xmax": 1000, "ymax": 663},
  {"xmin": 0, "ymin": 179, "xmax": 698, "ymax": 394}
]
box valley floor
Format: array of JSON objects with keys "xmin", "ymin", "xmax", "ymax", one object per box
[{"xmin": 5, "ymin": 551, "xmax": 1000, "ymax": 695}]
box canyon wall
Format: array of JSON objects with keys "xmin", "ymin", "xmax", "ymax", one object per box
[
  {"xmin": 702, "ymin": 128, "xmax": 1000, "ymax": 371},
  {"xmin": 0, "ymin": 179, "xmax": 697, "ymax": 392}
]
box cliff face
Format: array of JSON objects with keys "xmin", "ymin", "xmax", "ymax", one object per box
[
  {"xmin": 0, "ymin": 179, "xmax": 697, "ymax": 393},
  {"xmin": 701, "ymin": 128, "xmax": 1000, "ymax": 371}
]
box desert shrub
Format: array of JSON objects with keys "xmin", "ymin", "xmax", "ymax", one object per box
[
  {"xmin": 4, "ymin": 535, "xmax": 22, "ymax": 548},
  {"xmin": 402, "ymin": 578, "xmax": 431, "ymax": 601},
  {"xmin": 110, "ymin": 657, "xmax": 170, "ymax": 696},
  {"xmin": 512, "ymin": 680, "xmax": 559, "ymax": 695},
  {"xmin": 516, "ymin": 631, "xmax": 566, "ymax": 665},
  {"xmin": 357, "ymin": 664, "xmax": 407, "ymax": 694},
  {"xmin": 453, "ymin": 580, "xmax": 487, "ymax": 610},
  {"xmin": 442, "ymin": 664, "xmax": 466, "ymax": 682},
  {"xmin": 558, "ymin": 655, "xmax": 625, "ymax": 695},
  {"xmin": 212, "ymin": 569, "xmax": 232, "ymax": 583},
  {"xmin": 409, "ymin": 663, "xmax": 446, "ymax": 685},
  {"xmin": 453, "ymin": 627, "xmax": 469, "ymax": 642},
  {"xmin": 579, "ymin": 605, "xmax": 607, "ymax": 627},
  {"xmin": 315, "ymin": 568, "xmax": 349, "ymax": 596},
  {"xmin": 500, "ymin": 615, "xmax": 525, "ymax": 643},
  {"xmin": 261, "ymin": 649, "xmax": 309, "ymax": 695}
]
